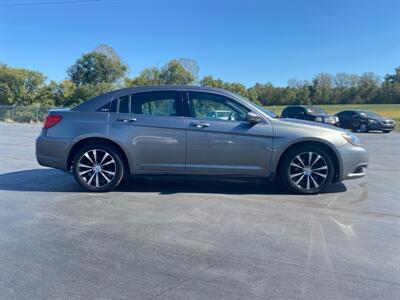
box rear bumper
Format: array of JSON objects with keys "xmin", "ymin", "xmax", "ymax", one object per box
[
  {"xmin": 36, "ymin": 132, "xmax": 71, "ymax": 170},
  {"xmin": 337, "ymin": 143, "xmax": 369, "ymax": 181}
]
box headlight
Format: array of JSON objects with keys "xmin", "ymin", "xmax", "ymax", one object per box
[
  {"xmin": 342, "ymin": 133, "xmax": 362, "ymax": 146},
  {"xmin": 315, "ymin": 116, "xmax": 323, "ymax": 122},
  {"xmin": 324, "ymin": 118, "xmax": 336, "ymax": 124}
]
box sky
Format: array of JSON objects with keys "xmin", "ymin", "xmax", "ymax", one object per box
[{"xmin": 0, "ymin": 0, "xmax": 399, "ymax": 87}]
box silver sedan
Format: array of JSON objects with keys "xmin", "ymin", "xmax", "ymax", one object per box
[{"xmin": 36, "ymin": 86, "xmax": 368, "ymax": 194}]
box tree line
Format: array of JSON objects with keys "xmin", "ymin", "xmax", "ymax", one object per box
[{"xmin": 1, "ymin": 44, "xmax": 399, "ymax": 107}]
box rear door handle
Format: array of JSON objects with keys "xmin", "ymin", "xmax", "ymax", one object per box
[
  {"xmin": 118, "ymin": 118, "xmax": 137, "ymax": 123},
  {"xmin": 190, "ymin": 122, "xmax": 210, "ymax": 128}
]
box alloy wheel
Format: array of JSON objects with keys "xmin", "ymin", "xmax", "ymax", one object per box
[
  {"xmin": 359, "ymin": 123, "xmax": 368, "ymax": 133},
  {"xmin": 77, "ymin": 149, "xmax": 116, "ymax": 188},
  {"xmin": 288, "ymin": 152, "xmax": 328, "ymax": 191}
]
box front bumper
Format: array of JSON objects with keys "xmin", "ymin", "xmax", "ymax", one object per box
[
  {"xmin": 36, "ymin": 131, "xmax": 71, "ymax": 170},
  {"xmin": 337, "ymin": 143, "xmax": 369, "ymax": 181},
  {"xmin": 369, "ymin": 122, "xmax": 395, "ymax": 131}
]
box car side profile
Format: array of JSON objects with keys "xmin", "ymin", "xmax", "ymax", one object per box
[
  {"xmin": 335, "ymin": 110, "xmax": 395, "ymax": 133},
  {"xmin": 281, "ymin": 105, "xmax": 340, "ymax": 126},
  {"xmin": 36, "ymin": 86, "xmax": 368, "ymax": 194}
]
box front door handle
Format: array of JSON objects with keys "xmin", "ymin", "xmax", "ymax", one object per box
[
  {"xmin": 190, "ymin": 122, "xmax": 210, "ymax": 128},
  {"xmin": 118, "ymin": 118, "xmax": 137, "ymax": 123}
]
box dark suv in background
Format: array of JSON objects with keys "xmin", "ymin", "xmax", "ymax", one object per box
[
  {"xmin": 336, "ymin": 110, "xmax": 395, "ymax": 133},
  {"xmin": 280, "ymin": 105, "xmax": 340, "ymax": 126}
]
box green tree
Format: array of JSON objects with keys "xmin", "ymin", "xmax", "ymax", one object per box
[
  {"xmin": 310, "ymin": 73, "xmax": 334, "ymax": 104},
  {"xmin": 67, "ymin": 46, "xmax": 128, "ymax": 86},
  {"xmin": 0, "ymin": 64, "xmax": 52, "ymax": 106},
  {"xmin": 159, "ymin": 59, "xmax": 195, "ymax": 84},
  {"xmin": 125, "ymin": 59, "xmax": 197, "ymax": 86},
  {"xmin": 125, "ymin": 67, "xmax": 162, "ymax": 86},
  {"xmin": 200, "ymin": 75, "xmax": 249, "ymax": 98}
]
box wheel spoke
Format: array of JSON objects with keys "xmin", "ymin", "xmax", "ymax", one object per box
[
  {"xmin": 308, "ymin": 152, "xmax": 312, "ymax": 167},
  {"xmin": 79, "ymin": 169, "xmax": 92, "ymax": 176},
  {"xmin": 100, "ymin": 171, "xmax": 111, "ymax": 183},
  {"xmin": 290, "ymin": 172, "xmax": 304, "ymax": 178},
  {"xmin": 311, "ymin": 154, "xmax": 321, "ymax": 167},
  {"xmin": 84, "ymin": 153, "xmax": 95, "ymax": 165},
  {"xmin": 310, "ymin": 174, "xmax": 319, "ymax": 188},
  {"xmin": 102, "ymin": 170, "xmax": 116, "ymax": 176},
  {"xmin": 306, "ymin": 175, "xmax": 310, "ymax": 190},
  {"xmin": 313, "ymin": 171, "xmax": 327, "ymax": 178},
  {"xmin": 101, "ymin": 159, "xmax": 115, "ymax": 167},
  {"xmin": 95, "ymin": 173, "xmax": 99, "ymax": 187},
  {"xmin": 313, "ymin": 165, "xmax": 327, "ymax": 171},
  {"xmin": 78, "ymin": 163, "xmax": 92, "ymax": 169},
  {"xmin": 290, "ymin": 162, "xmax": 304, "ymax": 169},
  {"xmin": 295, "ymin": 173, "xmax": 306, "ymax": 185},
  {"xmin": 296, "ymin": 155, "xmax": 306, "ymax": 167},
  {"xmin": 87, "ymin": 172, "xmax": 96, "ymax": 186},
  {"xmin": 99, "ymin": 152, "xmax": 110, "ymax": 165},
  {"xmin": 93, "ymin": 150, "xmax": 98, "ymax": 164}
]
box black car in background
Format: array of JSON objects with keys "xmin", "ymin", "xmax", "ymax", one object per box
[
  {"xmin": 280, "ymin": 105, "xmax": 340, "ymax": 126},
  {"xmin": 335, "ymin": 110, "xmax": 395, "ymax": 133}
]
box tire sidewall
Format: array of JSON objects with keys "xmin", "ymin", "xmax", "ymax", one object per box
[
  {"xmin": 281, "ymin": 145, "xmax": 334, "ymax": 194},
  {"xmin": 72, "ymin": 143, "xmax": 125, "ymax": 192}
]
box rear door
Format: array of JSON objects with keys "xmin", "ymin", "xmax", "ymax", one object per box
[
  {"xmin": 184, "ymin": 91, "xmax": 273, "ymax": 176},
  {"xmin": 108, "ymin": 91, "xmax": 186, "ymax": 172},
  {"xmin": 338, "ymin": 111, "xmax": 351, "ymax": 128}
]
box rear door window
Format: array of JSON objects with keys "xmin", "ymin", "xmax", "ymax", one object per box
[
  {"xmin": 131, "ymin": 91, "xmax": 183, "ymax": 117},
  {"xmin": 118, "ymin": 95, "xmax": 130, "ymax": 114}
]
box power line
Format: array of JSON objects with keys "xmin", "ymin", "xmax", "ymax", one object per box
[{"xmin": 0, "ymin": 0, "xmax": 103, "ymax": 7}]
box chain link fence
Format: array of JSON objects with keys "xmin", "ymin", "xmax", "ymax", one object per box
[{"xmin": 0, "ymin": 106, "xmax": 57, "ymax": 123}]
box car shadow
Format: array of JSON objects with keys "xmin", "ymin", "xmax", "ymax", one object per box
[{"xmin": 0, "ymin": 168, "xmax": 347, "ymax": 195}]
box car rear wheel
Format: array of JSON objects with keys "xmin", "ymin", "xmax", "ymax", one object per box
[
  {"xmin": 359, "ymin": 122, "xmax": 369, "ymax": 133},
  {"xmin": 382, "ymin": 130, "xmax": 391, "ymax": 133},
  {"xmin": 72, "ymin": 144, "xmax": 125, "ymax": 192},
  {"xmin": 280, "ymin": 145, "xmax": 334, "ymax": 194}
]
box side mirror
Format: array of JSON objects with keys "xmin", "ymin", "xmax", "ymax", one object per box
[{"xmin": 246, "ymin": 112, "xmax": 262, "ymax": 124}]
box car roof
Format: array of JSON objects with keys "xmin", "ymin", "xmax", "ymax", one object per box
[{"xmin": 73, "ymin": 85, "xmax": 243, "ymax": 112}]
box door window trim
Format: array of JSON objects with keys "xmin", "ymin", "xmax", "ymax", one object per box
[{"xmin": 100, "ymin": 90, "xmax": 186, "ymax": 117}]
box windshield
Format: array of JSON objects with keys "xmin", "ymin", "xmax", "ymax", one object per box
[
  {"xmin": 308, "ymin": 107, "xmax": 327, "ymax": 114},
  {"xmin": 235, "ymin": 94, "xmax": 278, "ymax": 118},
  {"xmin": 254, "ymin": 104, "xmax": 278, "ymax": 118},
  {"xmin": 359, "ymin": 111, "xmax": 380, "ymax": 118}
]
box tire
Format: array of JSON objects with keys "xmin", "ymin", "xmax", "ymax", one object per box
[
  {"xmin": 358, "ymin": 122, "xmax": 369, "ymax": 133},
  {"xmin": 280, "ymin": 145, "xmax": 334, "ymax": 194},
  {"xmin": 72, "ymin": 143, "xmax": 125, "ymax": 192},
  {"xmin": 383, "ymin": 130, "xmax": 391, "ymax": 133}
]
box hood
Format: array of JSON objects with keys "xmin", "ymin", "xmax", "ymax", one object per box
[
  {"xmin": 321, "ymin": 114, "xmax": 337, "ymax": 118},
  {"xmin": 277, "ymin": 118, "xmax": 346, "ymax": 132}
]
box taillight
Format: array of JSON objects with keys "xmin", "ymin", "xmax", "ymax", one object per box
[{"xmin": 43, "ymin": 115, "xmax": 63, "ymax": 129}]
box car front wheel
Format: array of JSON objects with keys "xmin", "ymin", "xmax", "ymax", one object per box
[
  {"xmin": 281, "ymin": 145, "xmax": 334, "ymax": 194},
  {"xmin": 72, "ymin": 144, "xmax": 125, "ymax": 192},
  {"xmin": 359, "ymin": 122, "xmax": 369, "ymax": 133}
]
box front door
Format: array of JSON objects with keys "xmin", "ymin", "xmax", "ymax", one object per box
[
  {"xmin": 108, "ymin": 91, "xmax": 186, "ymax": 172},
  {"xmin": 184, "ymin": 91, "xmax": 273, "ymax": 176}
]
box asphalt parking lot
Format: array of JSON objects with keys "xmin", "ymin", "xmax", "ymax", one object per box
[{"xmin": 0, "ymin": 123, "xmax": 399, "ymax": 300}]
